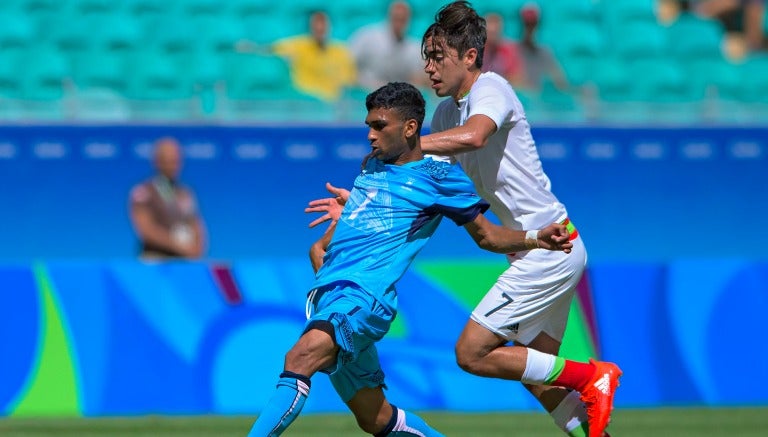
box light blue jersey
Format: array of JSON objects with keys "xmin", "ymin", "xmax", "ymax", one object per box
[{"xmin": 312, "ymin": 157, "xmax": 489, "ymax": 312}]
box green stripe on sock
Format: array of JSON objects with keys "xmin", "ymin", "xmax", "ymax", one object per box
[
  {"xmin": 545, "ymin": 357, "xmax": 566, "ymax": 385},
  {"xmin": 568, "ymin": 422, "xmax": 589, "ymax": 437}
]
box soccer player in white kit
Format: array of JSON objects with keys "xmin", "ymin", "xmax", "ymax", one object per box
[{"xmin": 419, "ymin": 2, "xmax": 621, "ymax": 437}]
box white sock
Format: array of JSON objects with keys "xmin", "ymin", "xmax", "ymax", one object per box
[
  {"xmin": 521, "ymin": 348, "xmax": 556, "ymax": 385},
  {"xmin": 551, "ymin": 389, "xmax": 588, "ymax": 434}
]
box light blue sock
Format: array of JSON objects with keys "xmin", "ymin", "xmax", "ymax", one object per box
[
  {"xmin": 375, "ymin": 405, "xmax": 445, "ymax": 437},
  {"xmin": 247, "ymin": 371, "xmax": 311, "ymax": 437}
]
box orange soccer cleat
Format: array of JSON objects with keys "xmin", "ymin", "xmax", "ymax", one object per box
[{"xmin": 580, "ymin": 358, "xmax": 622, "ymax": 437}]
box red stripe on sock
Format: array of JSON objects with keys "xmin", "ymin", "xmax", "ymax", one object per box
[{"xmin": 553, "ymin": 360, "xmax": 595, "ymax": 392}]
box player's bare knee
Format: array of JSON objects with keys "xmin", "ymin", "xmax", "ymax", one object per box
[{"xmin": 455, "ymin": 342, "xmax": 485, "ymax": 374}]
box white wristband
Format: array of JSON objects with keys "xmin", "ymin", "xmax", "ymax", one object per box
[{"xmin": 525, "ymin": 230, "xmax": 540, "ymax": 250}]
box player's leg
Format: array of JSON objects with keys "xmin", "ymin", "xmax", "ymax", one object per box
[
  {"xmin": 456, "ymin": 241, "xmax": 620, "ymax": 437},
  {"xmin": 522, "ymin": 332, "xmax": 591, "ymax": 437},
  {"xmin": 247, "ymin": 323, "xmax": 337, "ymax": 436},
  {"xmin": 346, "ymin": 386, "xmax": 444, "ymax": 436},
  {"xmin": 455, "ymin": 320, "xmax": 620, "ymax": 437},
  {"xmin": 331, "ymin": 340, "xmax": 444, "ymax": 436}
]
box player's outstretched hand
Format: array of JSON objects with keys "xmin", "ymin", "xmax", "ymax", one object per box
[
  {"xmin": 305, "ymin": 182, "xmax": 350, "ymax": 228},
  {"xmin": 537, "ymin": 223, "xmax": 573, "ymax": 253}
]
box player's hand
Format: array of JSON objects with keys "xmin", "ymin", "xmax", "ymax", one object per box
[
  {"xmin": 537, "ymin": 223, "xmax": 573, "ymax": 253},
  {"xmin": 305, "ymin": 182, "xmax": 350, "ymax": 228}
]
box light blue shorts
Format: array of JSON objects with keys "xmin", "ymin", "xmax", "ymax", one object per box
[{"xmin": 306, "ymin": 281, "xmax": 396, "ymax": 402}]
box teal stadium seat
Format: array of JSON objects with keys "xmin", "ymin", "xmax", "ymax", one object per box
[
  {"xmin": 124, "ymin": 50, "xmax": 197, "ymax": 120},
  {"xmin": 552, "ymin": 21, "xmax": 605, "ymax": 86},
  {"xmin": 222, "ymin": 52, "xmax": 333, "ymax": 122},
  {"xmin": 223, "ymin": 52, "xmax": 295, "ymax": 101},
  {"xmin": 737, "ymin": 54, "xmax": 768, "ymax": 102},
  {"xmin": 14, "ymin": 47, "xmax": 71, "ymax": 120},
  {"xmin": 68, "ymin": 49, "xmax": 131, "ymax": 121},
  {"xmin": 471, "ymin": 0, "xmax": 527, "ymax": 40},
  {"xmin": 179, "ymin": 0, "xmax": 225, "ymax": 19},
  {"xmin": 630, "ymin": 59, "xmax": 693, "ymax": 103},
  {"xmin": 125, "ymin": 0, "xmax": 178, "ymax": 23},
  {"xmin": 68, "ymin": 0, "xmax": 123, "ymax": 17},
  {"xmin": 600, "ymin": 0, "xmax": 658, "ymax": 26},
  {"xmin": 600, "ymin": 0, "xmax": 659, "ymax": 46},
  {"xmin": 332, "ymin": 0, "xmax": 385, "ymax": 39},
  {"xmin": 21, "ymin": 46, "xmax": 70, "ymax": 100},
  {"xmin": 0, "ymin": 53, "xmax": 23, "ymax": 100},
  {"xmin": 226, "ymin": 0, "xmax": 282, "ymax": 44},
  {"xmin": 587, "ymin": 56, "xmax": 641, "ymax": 123},
  {"xmin": 0, "ymin": 11, "xmax": 35, "ymax": 55},
  {"xmin": 280, "ymin": 0, "xmax": 330, "ymax": 38},
  {"xmin": 629, "ymin": 58, "xmax": 703, "ymax": 124},
  {"xmin": 542, "ymin": 0, "xmax": 599, "ymax": 25},
  {"xmin": 538, "ymin": 0, "xmax": 596, "ymax": 43},
  {"xmin": 610, "ymin": 21, "xmax": 668, "ymax": 61},
  {"xmin": 734, "ymin": 55, "xmax": 768, "ymax": 122},
  {"xmin": 92, "ymin": 14, "xmax": 142, "ymax": 54},
  {"xmin": 72, "ymin": 51, "xmax": 128, "ymax": 93},
  {"xmin": 16, "ymin": 0, "xmax": 62, "ymax": 25},
  {"xmin": 226, "ymin": 0, "xmax": 272, "ymax": 19},
  {"xmin": 685, "ymin": 57, "xmax": 746, "ymax": 123},
  {"xmin": 125, "ymin": 50, "xmax": 194, "ymax": 100},
  {"xmin": 192, "ymin": 16, "xmax": 246, "ymax": 56},
  {"xmin": 666, "ymin": 13, "xmax": 725, "ymax": 61},
  {"xmin": 535, "ymin": 78, "xmax": 586, "ymax": 124},
  {"xmin": 45, "ymin": 15, "xmax": 94, "ymax": 58}
]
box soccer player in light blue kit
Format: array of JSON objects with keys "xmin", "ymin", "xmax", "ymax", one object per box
[{"xmin": 247, "ymin": 82, "xmax": 573, "ymax": 437}]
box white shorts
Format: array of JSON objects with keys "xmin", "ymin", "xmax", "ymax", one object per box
[{"xmin": 470, "ymin": 236, "xmax": 587, "ymax": 346}]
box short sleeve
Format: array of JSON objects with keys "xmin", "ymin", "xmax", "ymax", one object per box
[
  {"xmin": 467, "ymin": 78, "xmax": 513, "ymax": 129},
  {"xmin": 130, "ymin": 184, "xmax": 150, "ymax": 205},
  {"xmin": 433, "ymin": 164, "xmax": 490, "ymax": 226}
]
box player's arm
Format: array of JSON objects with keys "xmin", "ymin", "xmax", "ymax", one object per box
[
  {"xmin": 462, "ymin": 213, "xmax": 573, "ymax": 254},
  {"xmin": 309, "ymin": 220, "xmax": 337, "ymax": 273},
  {"xmin": 421, "ymin": 114, "xmax": 497, "ymax": 156}
]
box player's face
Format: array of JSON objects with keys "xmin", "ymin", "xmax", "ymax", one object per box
[
  {"xmin": 365, "ymin": 108, "xmax": 412, "ymax": 165},
  {"xmin": 423, "ymin": 36, "xmax": 475, "ymax": 100}
]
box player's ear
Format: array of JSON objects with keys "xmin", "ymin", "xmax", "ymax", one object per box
[
  {"xmin": 404, "ymin": 119, "xmax": 419, "ymax": 138},
  {"xmin": 463, "ymin": 47, "xmax": 478, "ymax": 68}
]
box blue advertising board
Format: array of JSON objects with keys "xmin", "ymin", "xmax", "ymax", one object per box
[{"xmin": 1, "ymin": 125, "xmax": 766, "ymax": 262}]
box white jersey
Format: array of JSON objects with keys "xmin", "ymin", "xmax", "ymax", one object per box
[{"xmin": 430, "ymin": 72, "xmax": 567, "ymax": 231}]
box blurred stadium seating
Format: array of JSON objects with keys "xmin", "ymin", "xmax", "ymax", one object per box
[{"xmin": 0, "ymin": 0, "xmax": 766, "ymax": 124}]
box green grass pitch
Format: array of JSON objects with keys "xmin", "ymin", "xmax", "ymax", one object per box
[{"xmin": 1, "ymin": 407, "xmax": 767, "ymax": 436}]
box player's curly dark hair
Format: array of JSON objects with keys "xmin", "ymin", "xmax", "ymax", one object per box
[
  {"xmin": 365, "ymin": 82, "xmax": 426, "ymax": 130},
  {"xmin": 421, "ymin": 1, "xmax": 486, "ymax": 69}
]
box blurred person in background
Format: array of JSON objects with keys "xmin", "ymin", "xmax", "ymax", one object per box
[
  {"xmin": 349, "ymin": 1, "xmax": 428, "ymax": 91},
  {"xmin": 271, "ymin": 10, "xmax": 357, "ymax": 102},
  {"xmin": 694, "ymin": 0, "xmax": 767, "ymax": 54},
  {"xmin": 516, "ymin": 2, "xmax": 570, "ymax": 92},
  {"xmin": 482, "ymin": 12, "xmax": 526, "ymax": 88},
  {"xmin": 129, "ymin": 137, "xmax": 207, "ymax": 260}
]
